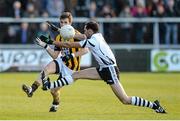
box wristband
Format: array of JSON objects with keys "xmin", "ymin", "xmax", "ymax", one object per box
[{"xmin": 44, "ymin": 44, "xmax": 48, "ymax": 49}]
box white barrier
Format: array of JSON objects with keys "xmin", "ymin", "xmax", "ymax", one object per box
[
  {"xmin": 151, "ymin": 49, "xmax": 180, "ymax": 72},
  {"xmin": 0, "ymin": 48, "xmax": 91, "ymax": 72}
]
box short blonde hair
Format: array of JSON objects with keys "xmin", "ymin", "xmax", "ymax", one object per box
[{"xmin": 60, "ymin": 12, "xmax": 73, "ymax": 24}]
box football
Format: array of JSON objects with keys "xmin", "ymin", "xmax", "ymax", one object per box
[{"xmin": 60, "ymin": 25, "xmax": 75, "ymax": 39}]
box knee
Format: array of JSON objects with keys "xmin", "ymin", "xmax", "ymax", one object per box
[{"xmin": 43, "ymin": 67, "xmax": 50, "ymax": 75}]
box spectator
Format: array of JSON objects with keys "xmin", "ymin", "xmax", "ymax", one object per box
[
  {"xmin": 89, "ymin": 1, "xmax": 98, "ymax": 18},
  {"xmin": 46, "ymin": 0, "xmax": 65, "ymax": 17},
  {"xmin": 16, "ymin": 22, "xmax": 34, "ymax": 44},
  {"xmin": 174, "ymin": 0, "xmax": 180, "ymax": 16},
  {"xmin": 74, "ymin": 0, "xmax": 89, "ymax": 17},
  {"xmin": 99, "ymin": 3, "xmax": 116, "ymax": 42},
  {"xmin": 100, "ymin": 3, "xmax": 116, "ymax": 18},
  {"xmin": 37, "ymin": 22, "xmax": 52, "ymax": 39},
  {"xmin": 0, "ymin": 0, "xmax": 6, "ymax": 17},
  {"xmin": 156, "ymin": 4, "xmax": 166, "ymax": 44},
  {"xmin": 165, "ymin": 0, "xmax": 178, "ymax": 45},
  {"xmin": 148, "ymin": 0, "xmax": 164, "ymax": 17},
  {"xmin": 23, "ymin": 3, "xmax": 39, "ymax": 18},
  {"xmin": 23, "ymin": 2, "xmax": 39, "ymax": 41},
  {"xmin": 29, "ymin": 0, "xmax": 47, "ymax": 15},
  {"xmin": 13, "ymin": 1, "xmax": 23, "ymax": 19},
  {"xmin": 119, "ymin": 5, "xmax": 132, "ymax": 43},
  {"xmin": 3, "ymin": 26, "xmax": 18, "ymax": 43},
  {"xmin": 132, "ymin": 2, "xmax": 147, "ymax": 43},
  {"xmin": 41, "ymin": 10, "xmax": 49, "ymax": 18},
  {"xmin": 148, "ymin": 0, "xmax": 163, "ymax": 17}
]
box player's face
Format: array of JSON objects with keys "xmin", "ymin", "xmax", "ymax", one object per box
[
  {"xmin": 60, "ymin": 18, "xmax": 71, "ymax": 27},
  {"xmin": 84, "ymin": 25, "xmax": 93, "ymax": 38}
]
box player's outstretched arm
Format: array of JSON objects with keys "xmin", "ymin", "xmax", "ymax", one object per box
[
  {"xmin": 37, "ymin": 36, "xmax": 82, "ymax": 48},
  {"xmin": 74, "ymin": 48, "xmax": 89, "ymax": 57},
  {"xmin": 35, "ymin": 37, "xmax": 48, "ymax": 48},
  {"xmin": 39, "ymin": 35, "xmax": 54, "ymax": 44},
  {"xmin": 46, "ymin": 21, "xmax": 60, "ymax": 32},
  {"xmin": 35, "ymin": 37, "xmax": 59, "ymax": 59},
  {"xmin": 74, "ymin": 33, "xmax": 87, "ymax": 40},
  {"xmin": 53, "ymin": 41, "xmax": 82, "ymax": 48}
]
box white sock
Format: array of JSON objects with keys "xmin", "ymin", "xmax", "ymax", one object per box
[{"xmin": 50, "ymin": 75, "xmax": 74, "ymax": 89}]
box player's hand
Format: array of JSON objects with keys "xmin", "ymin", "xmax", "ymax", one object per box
[
  {"xmin": 35, "ymin": 37, "xmax": 48, "ymax": 48},
  {"xmin": 39, "ymin": 35, "xmax": 54, "ymax": 44},
  {"xmin": 46, "ymin": 21, "xmax": 60, "ymax": 32},
  {"xmin": 61, "ymin": 54, "xmax": 74, "ymax": 63}
]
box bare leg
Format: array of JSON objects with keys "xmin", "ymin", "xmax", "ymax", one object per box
[
  {"xmin": 49, "ymin": 87, "xmax": 61, "ymax": 112},
  {"xmin": 110, "ymin": 82, "xmax": 131, "ymax": 104},
  {"xmin": 36, "ymin": 61, "xmax": 57, "ymax": 85},
  {"xmin": 22, "ymin": 61, "xmax": 57, "ymax": 97},
  {"xmin": 73, "ymin": 67, "xmax": 101, "ymax": 80},
  {"xmin": 43, "ymin": 66, "xmax": 166, "ymax": 113},
  {"xmin": 50, "ymin": 88, "xmax": 61, "ymax": 104},
  {"xmin": 110, "ymin": 81, "xmax": 158, "ymax": 111}
]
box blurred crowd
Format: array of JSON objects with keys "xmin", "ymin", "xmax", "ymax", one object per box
[{"xmin": 0, "ymin": 0, "xmax": 180, "ymax": 44}]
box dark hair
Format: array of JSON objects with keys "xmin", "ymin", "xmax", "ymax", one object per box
[
  {"xmin": 85, "ymin": 21, "xmax": 99, "ymax": 33},
  {"xmin": 60, "ymin": 12, "xmax": 73, "ymax": 23}
]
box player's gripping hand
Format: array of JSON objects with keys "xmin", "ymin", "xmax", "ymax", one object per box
[
  {"xmin": 39, "ymin": 35, "xmax": 54, "ymax": 44},
  {"xmin": 46, "ymin": 21, "xmax": 60, "ymax": 32},
  {"xmin": 35, "ymin": 37, "xmax": 48, "ymax": 49},
  {"xmin": 61, "ymin": 53, "xmax": 75, "ymax": 63}
]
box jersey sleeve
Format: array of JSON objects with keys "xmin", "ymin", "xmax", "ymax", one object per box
[
  {"xmin": 79, "ymin": 37, "xmax": 96, "ymax": 48},
  {"xmin": 79, "ymin": 39, "xmax": 88, "ymax": 48}
]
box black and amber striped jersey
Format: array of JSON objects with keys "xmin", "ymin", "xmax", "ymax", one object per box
[{"xmin": 54, "ymin": 30, "xmax": 81, "ymax": 71}]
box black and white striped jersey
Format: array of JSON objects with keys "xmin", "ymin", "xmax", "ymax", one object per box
[{"xmin": 79, "ymin": 33, "xmax": 117, "ymax": 67}]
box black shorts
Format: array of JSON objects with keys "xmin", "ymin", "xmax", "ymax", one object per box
[{"xmin": 96, "ymin": 66, "xmax": 120, "ymax": 85}]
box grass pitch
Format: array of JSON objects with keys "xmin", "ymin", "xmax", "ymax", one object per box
[{"xmin": 0, "ymin": 72, "xmax": 180, "ymax": 120}]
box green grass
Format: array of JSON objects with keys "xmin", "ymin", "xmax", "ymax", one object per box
[{"xmin": 0, "ymin": 72, "xmax": 180, "ymax": 120}]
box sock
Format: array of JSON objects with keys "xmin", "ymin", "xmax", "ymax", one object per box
[
  {"xmin": 49, "ymin": 75, "xmax": 74, "ymax": 89},
  {"xmin": 51, "ymin": 90, "xmax": 60, "ymax": 105},
  {"xmin": 131, "ymin": 96, "xmax": 155, "ymax": 109},
  {"xmin": 31, "ymin": 81, "xmax": 40, "ymax": 93},
  {"xmin": 52, "ymin": 101, "xmax": 60, "ymax": 105}
]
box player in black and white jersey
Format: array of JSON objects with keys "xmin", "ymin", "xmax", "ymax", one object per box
[{"xmin": 36, "ymin": 21, "xmax": 166, "ymax": 113}]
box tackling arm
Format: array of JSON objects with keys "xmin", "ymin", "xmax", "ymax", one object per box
[
  {"xmin": 45, "ymin": 46, "xmax": 60, "ymax": 59},
  {"xmin": 73, "ymin": 48, "xmax": 89, "ymax": 57},
  {"xmin": 73, "ymin": 33, "xmax": 87, "ymax": 40},
  {"xmin": 35, "ymin": 37, "xmax": 60, "ymax": 59},
  {"xmin": 53, "ymin": 41, "xmax": 82, "ymax": 48}
]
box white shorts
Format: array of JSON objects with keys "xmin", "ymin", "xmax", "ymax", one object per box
[{"xmin": 54, "ymin": 57, "xmax": 74, "ymax": 77}]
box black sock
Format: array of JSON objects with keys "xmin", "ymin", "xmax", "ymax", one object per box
[
  {"xmin": 52, "ymin": 101, "xmax": 59, "ymax": 105},
  {"xmin": 31, "ymin": 83, "xmax": 39, "ymax": 93}
]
